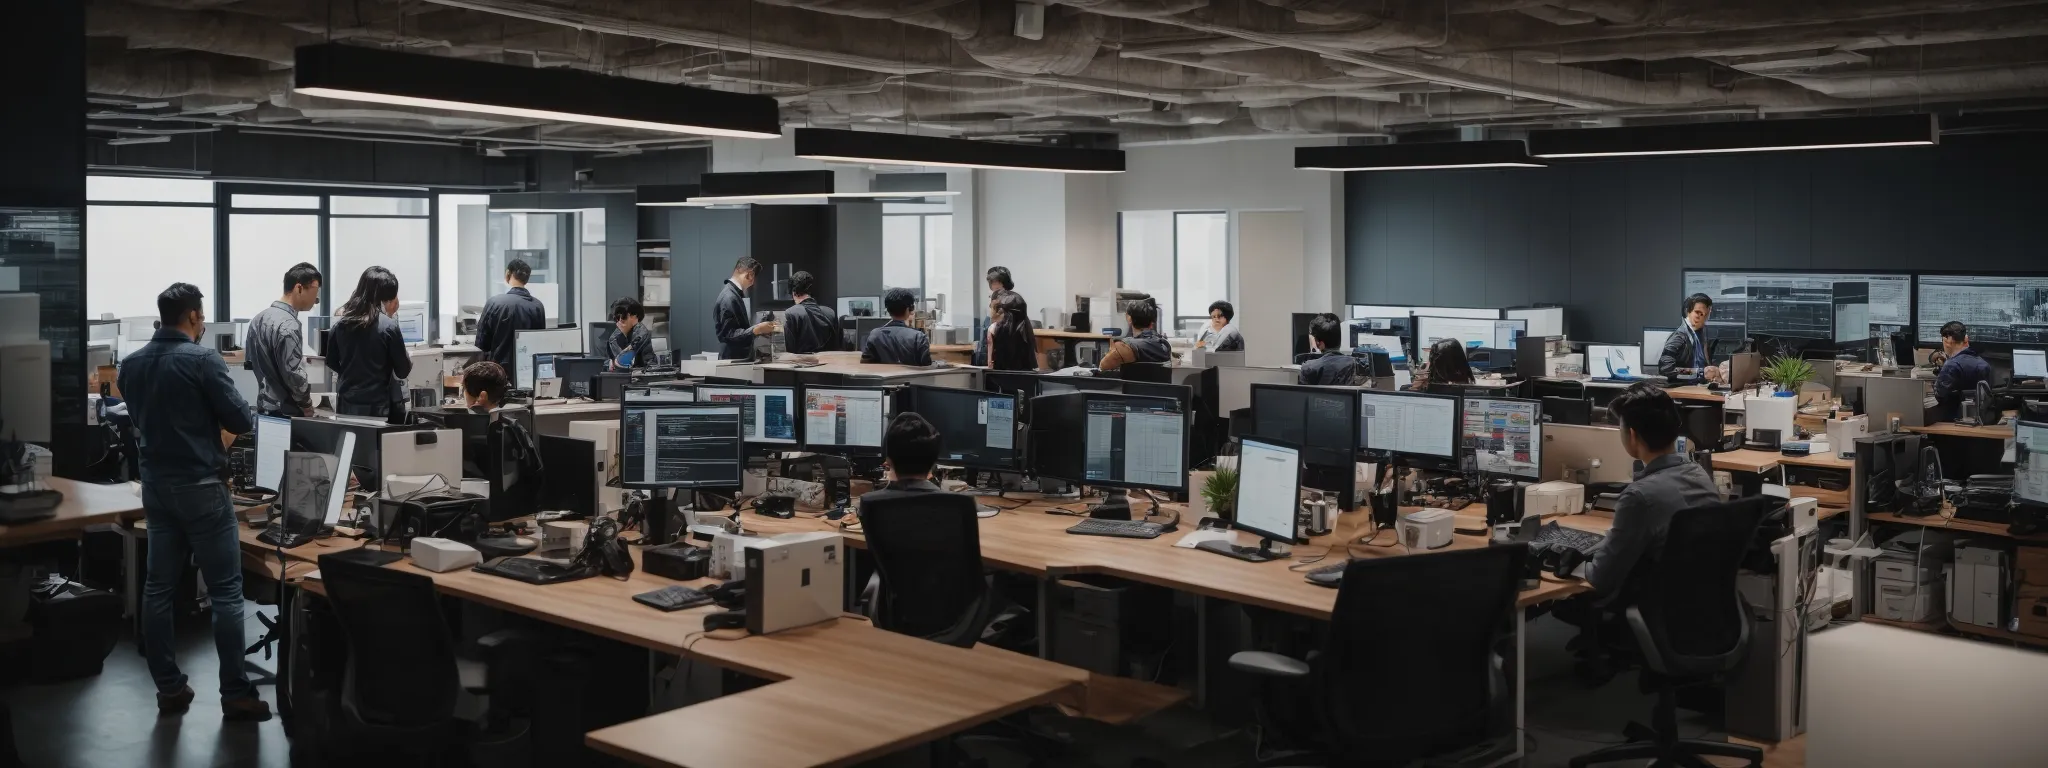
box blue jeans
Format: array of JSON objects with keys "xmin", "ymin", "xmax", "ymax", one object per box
[{"xmin": 141, "ymin": 479, "xmax": 255, "ymax": 700}]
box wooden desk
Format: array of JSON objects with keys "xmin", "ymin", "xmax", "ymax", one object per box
[
  {"xmin": 759, "ymin": 351, "xmax": 980, "ymax": 383},
  {"xmin": 0, "ymin": 478, "xmax": 144, "ymax": 548},
  {"xmin": 1033, "ymin": 330, "xmax": 1112, "ymax": 369},
  {"xmin": 1905, "ymin": 421, "xmax": 2014, "ymax": 441},
  {"xmin": 1665, "ymin": 385, "xmax": 1727, "ymax": 404},
  {"xmin": 237, "ymin": 529, "xmax": 1133, "ymax": 768},
  {"xmin": 932, "ymin": 343, "xmax": 975, "ymax": 364}
]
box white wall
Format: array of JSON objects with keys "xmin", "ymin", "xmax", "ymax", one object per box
[
  {"xmin": 1237, "ymin": 211, "xmax": 1307, "ymax": 367},
  {"xmin": 978, "ymin": 170, "xmax": 1070, "ymax": 319}
]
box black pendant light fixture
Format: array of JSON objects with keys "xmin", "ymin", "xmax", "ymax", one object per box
[
  {"xmin": 682, "ymin": 170, "xmax": 961, "ymax": 204},
  {"xmin": 1294, "ymin": 140, "xmax": 1544, "ymax": 171},
  {"xmin": 793, "ymin": 128, "xmax": 1125, "ymax": 174},
  {"xmin": 1528, "ymin": 114, "xmax": 1938, "ymax": 159},
  {"xmin": 292, "ymin": 43, "xmax": 782, "ymax": 139}
]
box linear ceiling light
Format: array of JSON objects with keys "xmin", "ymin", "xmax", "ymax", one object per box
[
  {"xmin": 1295, "ymin": 140, "xmax": 1543, "ymax": 171},
  {"xmin": 684, "ymin": 171, "xmax": 962, "ymax": 204},
  {"xmin": 489, "ymin": 192, "xmax": 600, "ymax": 213},
  {"xmin": 1528, "ymin": 114, "xmax": 1937, "ymax": 158},
  {"xmin": 793, "ymin": 128, "xmax": 1125, "ymax": 174},
  {"xmin": 293, "ymin": 43, "xmax": 781, "ymax": 139}
]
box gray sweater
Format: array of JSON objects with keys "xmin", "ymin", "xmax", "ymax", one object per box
[{"xmin": 1580, "ymin": 453, "xmax": 1721, "ymax": 605}]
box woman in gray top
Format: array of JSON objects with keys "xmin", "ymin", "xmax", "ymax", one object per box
[
  {"xmin": 326, "ymin": 267, "xmax": 413, "ymax": 422},
  {"xmin": 1197, "ymin": 300, "xmax": 1244, "ymax": 352}
]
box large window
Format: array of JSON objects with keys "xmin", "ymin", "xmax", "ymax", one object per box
[
  {"xmin": 227, "ymin": 213, "xmax": 319, "ymax": 321},
  {"xmin": 882, "ymin": 203, "xmax": 953, "ymax": 307},
  {"xmin": 1118, "ymin": 210, "xmax": 1228, "ymax": 334},
  {"xmin": 86, "ymin": 177, "xmax": 216, "ymax": 323}
]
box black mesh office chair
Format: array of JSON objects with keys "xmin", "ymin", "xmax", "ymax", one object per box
[
  {"xmin": 1117, "ymin": 361, "xmax": 1174, "ymax": 384},
  {"xmin": 1569, "ymin": 497, "xmax": 1771, "ymax": 768},
  {"xmin": 1230, "ymin": 544, "xmax": 1530, "ymax": 767},
  {"xmin": 316, "ymin": 553, "xmax": 532, "ymax": 761},
  {"xmin": 859, "ymin": 492, "xmax": 995, "ymax": 647}
]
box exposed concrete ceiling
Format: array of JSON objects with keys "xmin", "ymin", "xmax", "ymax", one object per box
[{"xmin": 83, "ymin": 0, "xmax": 2048, "ymax": 151}]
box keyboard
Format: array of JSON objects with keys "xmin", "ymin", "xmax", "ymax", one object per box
[
  {"xmin": 1065, "ymin": 519, "xmax": 1167, "ymax": 539},
  {"xmin": 473, "ymin": 556, "xmax": 596, "ymax": 585},
  {"xmin": 1532, "ymin": 522, "xmax": 1606, "ymax": 555}
]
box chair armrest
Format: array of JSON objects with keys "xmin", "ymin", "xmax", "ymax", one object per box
[{"xmin": 1228, "ymin": 651, "xmax": 1310, "ymax": 679}]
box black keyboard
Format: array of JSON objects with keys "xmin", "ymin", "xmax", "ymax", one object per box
[
  {"xmin": 1533, "ymin": 522, "xmax": 1606, "ymax": 555},
  {"xmin": 1065, "ymin": 519, "xmax": 1167, "ymax": 539},
  {"xmin": 473, "ymin": 556, "xmax": 596, "ymax": 585}
]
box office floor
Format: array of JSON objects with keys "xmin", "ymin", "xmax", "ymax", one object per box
[{"xmin": 4, "ymin": 607, "xmax": 1803, "ymax": 768}]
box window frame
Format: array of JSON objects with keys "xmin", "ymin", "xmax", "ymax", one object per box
[
  {"xmin": 218, "ymin": 183, "xmax": 438, "ymax": 339},
  {"xmin": 1116, "ymin": 209, "xmax": 1230, "ymax": 330}
]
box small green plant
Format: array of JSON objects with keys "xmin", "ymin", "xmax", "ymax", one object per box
[
  {"xmin": 1761, "ymin": 355, "xmax": 1815, "ymax": 392},
  {"xmin": 1203, "ymin": 467, "xmax": 1239, "ymax": 518}
]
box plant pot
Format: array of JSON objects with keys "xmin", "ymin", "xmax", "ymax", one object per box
[{"xmin": 1774, "ymin": 391, "xmax": 1796, "ymax": 397}]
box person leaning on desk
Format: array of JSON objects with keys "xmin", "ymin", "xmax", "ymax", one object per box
[
  {"xmin": 860, "ymin": 287, "xmax": 933, "ymax": 366},
  {"xmin": 1411, "ymin": 337, "xmax": 1476, "ymax": 390},
  {"xmin": 1298, "ymin": 312, "xmax": 1364, "ymax": 386},
  {"xmin": 1535, "ymin": 382, "xmax": 1721, "ymax": 680},
  {"xmin": 1098, "ymin": 297, "xmax": 1171, "ymax": 372},
  {"xmin": 1657, "ymin": 293, "xmax": 1722, "ymax": 384},
  {"xmin": 1933, "ymin": 320, "xmax": 1991, "ymax": 421}
]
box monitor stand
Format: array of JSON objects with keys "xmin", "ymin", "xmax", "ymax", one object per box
[
  {"xmin": 1195, "ymin": 537, "xmax": 1283, "ymax": 563},
  {"xmin": 1086, "ymin": 488, "xmax": 1161, "ymax": 521}
]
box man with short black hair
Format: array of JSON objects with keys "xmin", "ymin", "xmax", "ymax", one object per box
[
  {"xmin": 607, "ymin": 297, "xmax": 656, "ymax": 370},
  {"xmin": 119, "ymin": 283, "xmax": 270, "ymax": 722},
  {"xmin": 781, "ymin": 270, "xmax": 840, "ymax": 354},
  {"xmin": 1098, "ymin": 297, "xmax": 1170, "ymax": 372},
  {"xmin": 1298, "ymin": 312, "xmax": 1363, "ymax": 386},
  {"xmin": 461, "ymin": 360, "xmax": 511, "ymax": 412},
  {"xmin": 1560, "ymin": 382, "xmax": 1721, "ymax": 604},
  {"xmin": 1657, "ymin": 293, "xmax": 1720, "ymax": 383},
  {"xmin": 477, "ymin": 257, "xmax": 546, "ymax": 381},
  {"xmin": 858, "ymin": 413, "xmax": 951, "ymax": 506},
  {"xmin": 1934, "ymin": 320, "xmax": 1990, "ymax": 421},
  {"xmin": 248, "ymin": 262, "xmax": 321, "ymax": 417},
  {"xmin": 714, "ymin": 257, "xmax": 776, "ymax": 360},
  {"xmin": 860, "ymin": 287, "xmax": 932, "ymax": 365}
]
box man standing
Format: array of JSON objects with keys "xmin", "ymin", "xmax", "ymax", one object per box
[
  {"xmin": 477, "ymin": 258, "xmax": 546, "ymax": 383},
  {"xmin": 118, "ymin": 283, "xmax": 270, "ymax": 722},
  {"xmin": 781, "ymin": 271, "xmax": 839, "ymax": 354},
  {"xmin": 1934, "ymin": 320, "xmax": 1991, "ymax": 421},
  {"xmin": 607, "ymin": 297, "xmax": 656, "ymax": 370},
  {"xmin": 714, "ymin": 257, "xmax": 775, "ymax": 360},
  {"xmin": 859, "ymin": 288, "xmax": 933, "ymax": 366},
  {"xmin": 247, "ymin": 263, "xmax": 320, "ymax": 417},
  {"xmin": 1657, "ymin": 293, "xmax": 1720, "ymax": 383}
]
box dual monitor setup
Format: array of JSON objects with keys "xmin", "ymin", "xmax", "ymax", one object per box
[{"xmin": 246, "ymin": 406, "xmax": 559, "ymax": 528}]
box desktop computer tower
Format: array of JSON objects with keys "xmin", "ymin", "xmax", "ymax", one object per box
[{"xmin": 1048, "ymin": 576, "xmax": 1172, "ymax": 678}]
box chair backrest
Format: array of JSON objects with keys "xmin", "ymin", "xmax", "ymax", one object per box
[
  {"xmin": 317, "ymin": 553, "xmax": 460, "ymax": 726},
  {"xmin": 1530, "ymin": 377, "xmax": 1588, "ymax": 400},
  {"xmin": 1630, "ymin": 496, "xmax": 1772, "ymax": 678},
  {"xmin": 1118, "ymin": 361, "xmax": 1173, "ymax": 384},
  {"xmin": 1321, "ymin": 544, "xmax": 1529, "ymax": 762},
  {"xmin": 859, "ymin": 490, "xmax": 990, "ymax": 647}
]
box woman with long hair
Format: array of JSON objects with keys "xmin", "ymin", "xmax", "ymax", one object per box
[
  {"xmin": 326, "ymin": 266, "xmax": 413, "ymax": 421},
  {"xmin": 987, "ymin": 291, "xmax": 1040, "ymax": 372},
  {"xmin": 1414, "ymin": 336, "xmax": 1475, "ymax": 391}
]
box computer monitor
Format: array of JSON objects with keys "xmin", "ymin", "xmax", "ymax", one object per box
[
  {"xmin": 1250, "ymin": 383, "xmax": 1358, "ymax": 466},
  {"xmin": 587, "ymin": 322, "xmax": 614, "ymax": 360},
  {"xmin": 254, "ymin": 415, "xmax": 290, "ymax": 493},
  {"xmin": 395, "ymin": 301, "xmax": 428, "ymax": 345},
  {"xmin": 1540, "ymin": 396, "xmax": 1591, "ymax": 426},
  {"xmin": 1460, "ymin": 397, "xmax": 1542, "ymax": 479},
  {"xmin": 1123, "ymin": 381, "xmax": 1192, "ymax": 415},
  {"xmin": 1417, "ymin": 316, "xmax": 1525, "ymax": 355},
  {"xmin": 1643, "ymin": 327, "xmax": 1674, "ymax": 362},
  {"xmin": 537, "ymin": 435, "xmax": 598, "ymax": 515},
  {"xmin": 1505, "ymin": 306, "xmax": 1564, "ymax": 338},
  {"xmin": 2016, "ymin": 349, "xmax": 2047, "ymax": 380},
  {"xmin": 620, "ymin": 402, "xmax": 745, "ymax": 490},
  {"xmin": 1357, "ymin": 390, "xmax": 1460, "ymax": 470},
  {"xmin": 1352, "ymin": 305, "xmax": 1498, "ymax": 320},
  {"xmin": 1350, "ymin": 317, "xmax": 1414, "ymax": 356},
  {"xmin": 1540, "ymin": 424, "xmax": 1635, "ymax": 485},
  {"xmin": 800, "ymin": 386, "xmax": 889, "ymax": 455},
  {"xmin": 1231, "ymin": 436, "xmax": 1302, "ymax": 545},
  {"xmin": 1026, "ymin": 392, "xmax": 1186, "ymax": 494},
  {"xmin": 695, "ymin": 385, "xmax": 799, "ymax": 448},
  {"xmin": 380, "ymin": 429, "xmax": 462, "ymax": 488},
  {"xmin": 1587, "ymin": 344, "xmax": 1645, "ymax": 379},
  {"xmin": 1038, "ymin": 375, "xmax": 1122, "ymax": 398},
  {"xmin": 2016, "ymin": 420, "xmax": 2048, "ymax": 505},
  {"xmin": 532, "ymin": 353, "xmax": 561, "ymax": 383},
  {"xmin": 910, "ymin": 385, "xmax": 1021, "ymax": 472},
  {"xmin": 591, "ymin": 372, "xmax": 632, "ymax": 401},
  {"xmin": 1217, "ymin": 366, "xmax": 1297, "ymax": 414},
  {"xmin": 513, "ymin": 327, "xmax": 584, "ymax": 388},
  {"xmin": 556, "ymin": 356, "xmax": 606, "ymax": 398},
  {"xmin": 292, "ymin": 416, "xmax": 409, "ymax": 493},
  {"xmin": 625, "ymin": 386, "xmax": 694, "ymax": 403}
]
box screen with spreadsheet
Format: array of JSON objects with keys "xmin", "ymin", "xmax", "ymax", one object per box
[
  {"xmin": 800, "ymin": 386, "xmax": 888, "ymax": 453},
  {"xmin": 2016, "ymin": 421, "xmax": 2048, "ymax": 505},
  {"xmin": 696, "ymin": 386, "xmax": 798, "ymax": 445},
  {"xmin": 1025, "ymin": 392, "xmax": 1184, "ymax": 493},
  {"xmin": 2016, "ymin": 349, "xmax": 2046, "ymax": 379},
  {"xmin": 1358, "ymin": 391, "xmax": 1459, "ymax": 461}
]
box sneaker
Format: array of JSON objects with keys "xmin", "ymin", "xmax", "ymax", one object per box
[
  {"xmin": 156, "ymin": 685, "xmax": 195, "ymax": 716},
  {"xmin": 222, "ymin": 695, "xmax": 274, "ymax": 723}
]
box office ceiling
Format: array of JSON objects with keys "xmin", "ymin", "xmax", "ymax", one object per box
[{"xmin": 84, "ymin": 0, "xmax": 2048, "ymax": 152}]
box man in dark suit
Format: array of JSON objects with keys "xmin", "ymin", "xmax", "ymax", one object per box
[
  {"xmin": 476, "ymin": 258, "xmax": 547, "ymax": 383},
  {"xmin": 859, "ymin": 287, "xmax": 933, "ymax": 366},
  {"xmin": 860, "ymin": 412, "xmax": 952, "ymax": 506},
  {"xmin": 780, "ymin": 270, "xmax": 840, "ymax": 354},
  {"xmin": 714, "ymin": 257, "xmax": 775, "ymax": 360}
]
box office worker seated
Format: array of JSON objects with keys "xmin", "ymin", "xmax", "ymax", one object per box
[
  {"xmin": 1197, "ymin": 300, "xmax": 1244, "ymax": 352},
  {"xmin": 1412, "ymin": 337, "xmax": 1475, "ymax": 390},
  {"xmin": 1298, "ymin": 313, "xmax": 1364, "ymax": 386},
  {"xmin": 1098, "ymin": 298, "xmax": 1171, "ymax": 372},
  {"xmin": 987, "ymin": 291, "xmax": 1039, "ymax": 372},
  {"xmin": 1934, "ymin": 320, "xmax": 1990, "ymax": 420},
  {"xmin": 607, "ymin": 297, "xmax": 656, "ymax": 370},
  {"xmin": 860, "ymin": 287, "xmax": 933, "ymax": 366},
  {"xmin": 781, "ymin": 270, "xmax": 840, "ymax": 354},
  {"xmin": 1657, "ymin": 293, "xmax": 1721, "ymax": 384},
  {"xmin": 860, "ymin": 412, "xmax": 952, "ymax": 507},
  {"xmin": 327, "ymin": 266, "xmax": 413, "ymax": 422},
  {"xmin": 461, "ymin": 361, "xmax": 510, "ymax": 414}
]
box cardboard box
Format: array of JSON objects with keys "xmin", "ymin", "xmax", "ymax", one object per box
[
  {"xmin": 2016, "ymin": 584, "xmax": 2048, "ymax": 639},
  {"xmin": 2017, "ymin": 547, "xmax": 2048, "ymax": 588}
]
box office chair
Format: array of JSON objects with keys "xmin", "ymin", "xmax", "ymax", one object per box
[
  {"xmin": 858, "ymin": 492, "xmax": 995, "ymax": 647},
  {"xmin": 1542, "ymin": 396, "xmax": 1592, "ymax": 426},
  {"xmin": 1117, "ymin": 361, "xmax": 1174, "ymax": 384},
  {"xmin": 1568, "ymin": 497, "xmax": 1771, "ymax": 768},
  {"xmin": 1529, "ymin": 377, "xmax": 1588, "ymax": 401},
  {"xmin": 316, "ymin": 553, "xmax": 533, "ymax": 761},
  {"xmin": 1229, "ymin": 544, "xmax": 1530, "ymax": 767}
]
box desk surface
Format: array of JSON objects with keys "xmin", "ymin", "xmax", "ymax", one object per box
[
  {"xmin": 760, "ymin": 351, "xmax": 977, "ymax": 381},
  {"xmin": 238, "ymin": 529, "xmax": 1106, "ymax": 768},
  {"xmin": 1905, "ymin": 421, "xmax": 2015, "ymax": 440},
  {"xmin": 0, "ymin": 478, "xmax": 144, "ymax": 547},
  {"xmin": 1034, "ymin": 330, "xmax": 1113, "ymax": 341},
  {"xmin": 530, "ymin": 399, "xmax": 624, "ymax": 416}
]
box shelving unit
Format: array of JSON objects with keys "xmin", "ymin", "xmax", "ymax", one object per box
[{"xmin": 638, "ymin": 242, "xmax": 671, "ymax": 346}]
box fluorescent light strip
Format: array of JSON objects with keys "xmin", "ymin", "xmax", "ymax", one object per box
[
  {"xmin": 1532, "ymin": 140, "xmax": 1935, "ymax": 159},
  {"xmin": 799, "ymin": 154, "xmax": 1124, "ymax": 174},
  {"xmin": 1298, "ymin": 162, "xmax": 1546, "ymax": 171},
  {"xmin": 683, "ymin": 191, "xmax": 963, "ymax": 203},
  {"xmin": 294, "ymin": 87, "xmax": 782, "ymax": 140},
  {"xmin": 489, "ymin": 207, "xmax": 586, "ymax": 213}
]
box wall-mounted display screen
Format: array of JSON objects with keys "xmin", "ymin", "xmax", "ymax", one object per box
[
  {"xmin": 1682, "ymin": 269, "xmax": 1912, "ymax": 345},
  {"xmin": 1916, "ymin": 274, "xmax": 2048, "ymax": 345}
]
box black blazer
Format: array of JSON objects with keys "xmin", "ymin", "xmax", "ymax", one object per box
[
  {"xmin": 782, "ymin": 298, "xmax": 841, "ymax": 354},
  {"xmin": 713, "ymin": 280, "xmax": 755, "ymax": 360},
  {"xmin": 328, "ymin": 313, "xmax": 412, "ymax": 408},
  {"xmin": 477, "ymin": 286, "xmax": 546, "ymax": 376}
]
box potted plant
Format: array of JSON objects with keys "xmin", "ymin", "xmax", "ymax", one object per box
[
  {"xmin": 1202, "ymin": 467, "xmax": 1238, "ymax": 520},
  {"xmin": 1760, "ymin": 355, "xmax": 1814, "ymax": 396}
]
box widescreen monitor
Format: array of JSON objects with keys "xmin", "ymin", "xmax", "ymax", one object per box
[{"xmin": 619, "ymin": 403, "xmax": 745, "ymax": 490}]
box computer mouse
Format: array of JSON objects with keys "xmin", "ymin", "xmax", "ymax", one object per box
[{"xmin": 702, "ymin": 610, "xmax": 748, "ymax": 632}]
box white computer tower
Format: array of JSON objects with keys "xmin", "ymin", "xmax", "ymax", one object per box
[
  {"xmin": 742, "ymin": 532, "xmax": 844, "ymax": 635},
  {"xmin": 1948, "ymin": 544, "xmax": 2007, "ymax": 629}
]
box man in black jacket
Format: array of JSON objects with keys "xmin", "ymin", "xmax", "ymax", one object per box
[
  {"xmin": 1656, "ymin": 293, "xmax": 1720, "ymax": 384},
  {"xmin": 477, "ymin": 258, "xmax": 546, "ymax": 383},
  {"xmin": 781, "ymin": 270, "xmax": 840, "ymax": 354},
  {"xmin": 607, "ymin": 297, "xmax": 656, "ymax": 370},
  {"xmin": 1298, "ymin": 313, "xmax": 1364, "ymax": 386},
  {"xmin": 860, "ymin": 288, "xmax": 933, "ymax": 366},
  {"xmin": 714, "ymin": 257, "xmax": 775, "ymax": 359},
  {"xmin": 859, "ymin": 412, "xmax": 955, "ymax": 506}
]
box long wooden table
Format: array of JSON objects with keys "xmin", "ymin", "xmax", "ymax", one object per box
[
  {"xmin": 237, "ymin": 527, "xmax": 1149, "ymax": 768},
  {"xmin": 0, "ymin": 478, "xmax": 144, "ymax": 548}
]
